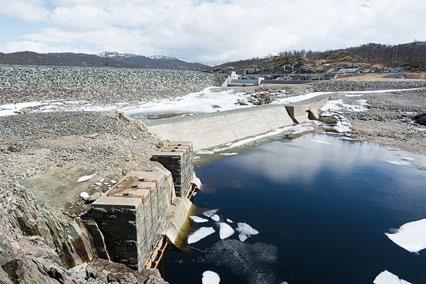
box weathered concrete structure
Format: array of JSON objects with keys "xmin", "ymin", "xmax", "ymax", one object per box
[
  {"xmin": 151, "ymin": 141, "xmax": 193, "ymax": 197},
  {"xmin": 90, "ymin": 167, "xmax": 175, "ymax": 270},
  {"xmin": 285, "ymin": 98, "xmax": 328, "ymax": 123},
  {"xmin": 146, "ymin": 104, "xmax": 295, "ymax": 150},
  {"xmin": 146, "ymin": 98, "xmax": 329, "ymax": 150}
]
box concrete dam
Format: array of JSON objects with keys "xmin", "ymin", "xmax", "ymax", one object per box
[
  {"xmin": 146, "ymin": 98, "xmax": 328, "ymax": 150},
  {"xmin": 83, "ymin": 98, "xmax": 327, "ymax": 272}
]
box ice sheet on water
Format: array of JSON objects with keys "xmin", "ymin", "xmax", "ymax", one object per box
[
  {"xmin": 202, "ymin": 271, "xmax": 220, "ymax": 284},
  {"xmin": 190, "ymin": 216, "xmax": 209, "ymax": 223},
  {"xmin": 203, "ymin": 209, "xmax": 219, "ymax": 218},
  {"xmin": 385, "ymin": 218, "xmax": 426, "ymax": 253},
  {"xmin": 188, "ymin": 227, "xmax": 215, "ymax": 244},
  {"xmin": 211, "ymin": 214, "xmax": 220, "ymax": 222},
  {"xmin": 204, "ymin": 239, "xmax": 279, "ymax": 284},
  {"xmin": 373, "ymin": 270, "xmax": 412, "ymax": 284},
  {"xmin": 218, "ymin": 222, "xmax": 235, "ymax": 239},
  {"xmin": 236, "ymin": 223, "xmax": 259, "ymax": 236},
  {"xmin": 77, "ymin": 173, "xmax": 97, "ymax": 183},
  {"xmin": 238, "ymin": 234, "xmax": 248, "ymax": 242}
]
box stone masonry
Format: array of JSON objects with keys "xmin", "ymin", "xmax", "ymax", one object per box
[
  {"xmin": 150, "ymin": 141, "xmax": 194, "ymax": 197},
  {"xmin": 89, "ymin": 168, "xmax": 174, "ymax": 270}
]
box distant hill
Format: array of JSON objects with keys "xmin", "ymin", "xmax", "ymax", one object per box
[
  {"xmin": 212, "ymin": 41, "xmax": 426, "ymax": 73},
  {"xmin": 0, "ymin": 51, "xmax": 209, "ymax": 70}
]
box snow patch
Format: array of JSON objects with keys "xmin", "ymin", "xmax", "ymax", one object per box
[
  {"xmin": 385, "ymin": 218, "xmax": 426, "ymax": 253},
  {"xmin": 188, "ymin": 227, "xmax": 215, "ymax": 244},
  {"xmin": 202, "ymin": 271, "xmax": 220, "ymax": 284},
  {"xmin": 218, "ymin": 222, "xmax": 235, "ymax": 239},
  {"xmin": 77, "ymin": 173, "xmax": 97, "ymax": 183},
  {"xmin": 373, "ymin": 270, "xmax": 412, "ymax": 284}
]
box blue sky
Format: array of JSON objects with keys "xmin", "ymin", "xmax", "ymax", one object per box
[{"xmin": 0, "ymin": 0, "xmax": 425, "ymax": 65}]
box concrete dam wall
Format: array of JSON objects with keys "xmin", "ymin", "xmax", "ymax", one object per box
[
  {"xmin": 146, "ymin": 100, "xmax": 327, "ymax": 150},
  {"xmin": 146, "ymin": 105, "xmax": 293, "ymax": 150}
]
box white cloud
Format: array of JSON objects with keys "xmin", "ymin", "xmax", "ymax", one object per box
[
  {"xmin": 0, "ymin": 0, "xmax": 49, "ymax": 22},
  {"xmin": 0, "ymin": 0, "xmax": 425, "ymax": 64}
]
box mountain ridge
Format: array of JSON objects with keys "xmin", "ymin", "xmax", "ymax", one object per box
[{"xmin": 0, "ymin": 51, "xmax": 208, "ymax": 70}]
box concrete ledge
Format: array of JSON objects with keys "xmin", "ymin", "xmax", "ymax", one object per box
[{"xmin": 285, "ymin": 98, "xmax": 328, "ymax": 123}]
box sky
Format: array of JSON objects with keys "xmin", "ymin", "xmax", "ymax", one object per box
[{"xmin": 0, "ymin": 0, "xmax": 425, "ymax": 65}]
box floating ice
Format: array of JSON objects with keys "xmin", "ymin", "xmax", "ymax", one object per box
[
  {"xmin": 385, "ymin": 218, "xmax": 426, "ymax": 253},
  {"xmin": 197, "ymin": 150, "xmax": 215, "ymax": 155},
  {"xmin": 373, "ymin": 270, "xmax": 412, "ymax": 284},
  {"xmin": 190, "ymin": 216, "xmax": 209, "ymax": 223},
  {"xmin": 220, "ymin": 152, "xmax": 238, "ymax": 156},
  {"xmin": 187, "ymin": 227, "xmax": 215, "ymax": 244},
  {"xmin": 236, "ymin": 223, "xmax": 259, "ymax": 236},
  {"xmin": 211, "ymin": 214, "xmax": 220, "ymax": 222},
  {"xmin": 191, "ymin": 175, "xmax": 202, "ymax": 189},
  {"xmin": 202, "ymin": 271, "xmax": 220, "ymax": 284},
  {"xmin": 77, "ymin": 173, "xmax": 97, "ymax": 183},
  {"xmin": 311, "ymin": 138, "xmax": 331, "ymax": 145},
  {"xmin": 79, "ymin": 192, "xmax": 89, "ymax": 200},
  {"xmin": 218, "ymin": 222, "xmax": 235, "ymax": 239},
  {"xmin": 386, "ymin": 160, "xmax": 412, "ymax": 167},
  {"xmin": 203, "ymin": 209, "xmax": 219, "ymax": 218},
  {"xmin": 238, "ymin": 234, "xmax": 248, "ymax": 242},
  {"xmin": 226, "ymin": 219, "xmax": 233, "ymax": 223}
]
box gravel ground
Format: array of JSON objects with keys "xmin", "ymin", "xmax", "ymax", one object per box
[
  {"xmin": 324, "ymin": 89, "xmax": 426, "ymax": 155},
  {"xmin": 313, "ymin": 80, "xmax": 426, "ymax": 92},
  {"xmin": 0, "ymin": 65, "xmax": 225, "ymax": 104}
]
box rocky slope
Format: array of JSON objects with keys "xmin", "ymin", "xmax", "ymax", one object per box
[
  {"xmin": 0, "ymin": 112, "xmax": 168, "ymax": 283},
  {"xmin": 0, "ymin": 66, "xmax": 225, "ymax": 104}
]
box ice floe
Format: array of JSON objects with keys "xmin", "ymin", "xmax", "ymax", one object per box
[
  {"xmin": 203, "ymin": 209, "xmax": 219, "ymax": 218},
  {"xmin": 238, "ymin": 234, "xmax": 248, "ymax": 242},
  {"xmin": 211, "ymin": 214, "xmax": 220, "ymax": 222},
  {"xmin": 187, "ymin": 227, "xmax": 215, "ymax": 244},
  {"xmin": 202, "ymin": 271, "xmax": 220, "ymax": 284},
  {"xmin": 373, "ymin": 270, "xmax": 412, "ymax": 284},
  {"xmin": 311, "ymin": 138, "xmax": 331, "ymax": 145},
  {"xmin": 236, "ymin": 223, "xmax": 259, "ymax": 237},
  {"xmin": 385, "ymin": 218, "xmax": 426, "ymax": 253},
  {"xmin": 226, "ymin": 219, "xmax": 233, "ymax": 223},
  {"xmin": 386, "ymin": 160, "xmax": 412, "ymax": 167},
  {"xmin": 77, "ymin": 173, "xmax": 97, "ymax": 183},
  {"xmin": 220, "ymin": 152, "xmax": 238, "ymax": 156},
  {"xmin": 218, "ymin": 222, "xmax": 235, "ymax": 239},
  {"xmin": 190, "ymin": 216, "xmax": 209, "ymax": 223}
]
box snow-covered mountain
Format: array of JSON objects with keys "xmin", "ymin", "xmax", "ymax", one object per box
[{"xmin": 0, "ymin": 51, "xmax": 208, "ymax": 70}]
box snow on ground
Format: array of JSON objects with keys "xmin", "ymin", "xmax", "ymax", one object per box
[
  {"xmin": 190, "ymin": 216, "xmax": 209, "ymax": 223},
  {"xmin": 218, "ymin": 222, "xmax": 235, "ymax": 239},
  {"xmin": 373, "ymin": 270, "xmax": 412, "ymax": 284},
  {"xmin": 320, "ymin": 99, "xmax": 369, "ymax": 133},
  {"xmin": 202, "ymin": 271, "xmax": 220, "ymax": 284},
  {"xmin": 77, "ymin": 173, "xmax": 97, "ymax": 183},
  {"xmin": 187, "ymin": 227, "xmax": 216, "ymax": 244},
  {"xmin": 1, "ymin": 87, "xmax": 422, "ymax": 118},
  {"xmin": 385, "ymin": 219, "xmax": 426, "ymax": 253}
]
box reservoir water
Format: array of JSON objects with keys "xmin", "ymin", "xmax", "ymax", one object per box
[{"xmin": 162, "ymin": 134, "xmax": 426, "ymax": 284}]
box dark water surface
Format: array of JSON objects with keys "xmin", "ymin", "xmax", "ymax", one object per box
[{"xmin": 161, "ymin": 134, "xmax": 426, "ymax": 284}]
